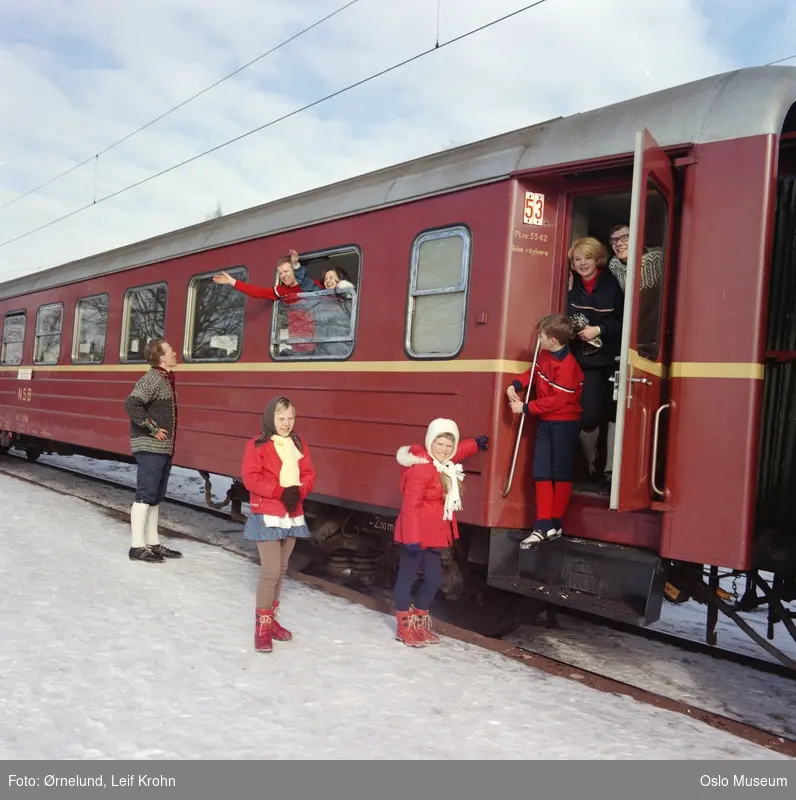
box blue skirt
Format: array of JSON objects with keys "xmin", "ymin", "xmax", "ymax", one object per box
[{"xmin": 243, "ymin": 514, "xmax": 312, "ymax": 542}]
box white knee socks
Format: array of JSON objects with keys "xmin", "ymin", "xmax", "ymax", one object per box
[
  {"xmin": 130, "ymin": 502, "xmax": 149, "ymax": 548},
  {"xmin": 145, "ymin": 505, "xmax": 160, "ymax": 546}
]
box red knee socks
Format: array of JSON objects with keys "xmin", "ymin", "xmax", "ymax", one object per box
[
  {"xmin": 535, "ymin": 481, "xmax": 554, "ymax": 527},
  {"xmin": 552, "ymin": 481, "xmax": 572, "ymax": 525}
]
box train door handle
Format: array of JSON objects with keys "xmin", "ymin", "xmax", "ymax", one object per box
[
  {"xmin": 651, "ymin": 403, "xmax": 671, "ymax": 497},
  {"xmin": 609, "ymin": 371, "xmax": 620, "ymax": 401},
  {"xmin": 630, "ymin": 377, "xmax": 652, "ymax": 386}
]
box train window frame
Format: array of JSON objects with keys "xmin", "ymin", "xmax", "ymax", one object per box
[
  {"xmin": 183, "ymin": 265, "xmax": 248, "ymax": 363},
  {"xmin": 119, "ymin": 281, "xmax": 169, "ymax": 363},
  {"xmin": 72, "ymin": 293, "xmax": 111, "ymax": 365},
  {"xmin": 404, "ymin": 225, "xmax": 472, "ymax": 360},
  {"xmin": 268, "ymin": 244, "xmax": 362, "ymax": 362},
  {"xmin": 33, "ymin": 302, "xmax": 64, "ymax": 366},
  {"xmin": 1, "ymin": 311, "xmax": 27, "ymax": 366}
]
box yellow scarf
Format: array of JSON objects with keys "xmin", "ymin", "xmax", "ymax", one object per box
[{"xmin": 270, "ymin": 434, "xmax": 303, "ymax": 487}]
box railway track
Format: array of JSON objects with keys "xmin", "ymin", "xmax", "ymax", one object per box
[
  {"xmin": 1, "ymin": 449, "xmax": 796, "ymax": 757},
  {"xmin": 542, "ymin": 606, "xmax": 796, "ymax": 682},
  {"xmin": 3, "ymin": 449, "xmax": 795, "ymax": 679},
  {"xmin": 3, "ymin": 450, "xmax": 241, "ymax": 524}
]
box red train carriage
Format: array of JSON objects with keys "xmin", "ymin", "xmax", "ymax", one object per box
[{"xmin": 2, "ymin": 66, "xmax": 796, "ymax": 658}]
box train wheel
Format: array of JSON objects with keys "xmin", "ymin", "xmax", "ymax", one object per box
[{"xmin": 25, "ymin": 448, "xmax": 42, "ymax": 463}]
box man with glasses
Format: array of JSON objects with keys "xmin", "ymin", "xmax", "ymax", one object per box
[{"xmin": 607, "ymin": 224, "xmax": 663, "ymax": 294}]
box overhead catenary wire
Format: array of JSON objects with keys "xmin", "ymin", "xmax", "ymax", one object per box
[
  {"xmin": 0, "ymin": 0, "xmax": 553, "ymax": 252},
  {"xmin": 0, "ymin": 0, "xmax": 365, "ymax": 214},
  {"xmin": 767, "ymin": 53, "xmax": 796, "ymax": 66}
]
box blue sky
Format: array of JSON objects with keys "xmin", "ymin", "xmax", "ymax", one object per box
[{"xmin": 0, "ymin": 0, "xmax": 794, "ymax": 279}]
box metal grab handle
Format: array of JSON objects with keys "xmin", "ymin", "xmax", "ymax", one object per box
[
  {"xmin": 651, "ymin": 403, "xmax": 670, "ymax": 497},
  {"xmin": 502, "ymin": 336, "xmax": 541, "ymax": 498}
]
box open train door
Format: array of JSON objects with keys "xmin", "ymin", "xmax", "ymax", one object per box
[{"xmin": 610, "ymin": 129, "xmax": 675, "ymax": 512}]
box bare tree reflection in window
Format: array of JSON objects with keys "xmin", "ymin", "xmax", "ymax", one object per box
[
  {"xmin": 74, "ymin": 295, "xmax": 110, "ymax": 363},
  {"xmin": 125, "ymin": 285, "xmax": 167, "ymax": 360},
  {"xmin": 34, "ymin": 304, "xmax": 63, "ymax": 365},
  {"xmin": 188, "ymin": 268, "xmax": 246, "ymax": 360},
  {"xmin": 1, "ymin": 314, "xmax": 26, "ymax": 366}
]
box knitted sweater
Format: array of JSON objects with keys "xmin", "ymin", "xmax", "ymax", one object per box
[{"xmin": 124, "ymin": 367, "xmax": 178, "ymax": 455}]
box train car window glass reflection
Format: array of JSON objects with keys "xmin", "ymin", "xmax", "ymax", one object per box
[
  {"xmin": 405, "ymin": 226, "xmax": 471, "ymax": 358},
  {"xmin": 1, "ymin": 312, "xmax": 26, "ymax": 366},
  {"xmin": 636, "ymin": 183, "xmax": 667, "ymax": 361},
  {"xmin": 72, "ymin": 294, "xmax": 110, "ymax": 363},
  {"xmin": 185, "ymin": 266, "xmax": 247, "ymax": 361},
  {"xmin": 33, "ymin": 303, "xmax": 63, "ymax": 365},
  {"xmin": 121, "ymin": 283, "xmax": 167, "ymax": 362},
  {"xmin": 269, "ymin": 246, "xmax": 361, "ymax": 361}
]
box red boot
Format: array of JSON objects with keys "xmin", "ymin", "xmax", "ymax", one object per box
[
  {"xmin": 395, "ymin": 610, "xmax": 425, "ymax": 647},
  {"xmin": 255, "ymin": 608, "xmax": 274, "ymax": 653},
  {"xmin": 411, "ymin": 608, "xmax": 441, "ymax": 644},
  {"xmin": 271, "ymin": 601, "xmax": 292, "ymax": 641}
]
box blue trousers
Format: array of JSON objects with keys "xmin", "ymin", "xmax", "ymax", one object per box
[
  {"xmin": 134, "ymin": 453, "xmax": 173, "ymax": 505},
  {"xmin": 532, "ymin": 420, "xmax": 579, "ymax": 481},
  {"xmin": 394, "ymin": 546, "xmax": 444, "ymax": 612}
]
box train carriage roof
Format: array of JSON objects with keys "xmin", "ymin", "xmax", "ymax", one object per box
[{"xmin": 3, "ymin": 65, "xmax": 796, "ymax": 300}]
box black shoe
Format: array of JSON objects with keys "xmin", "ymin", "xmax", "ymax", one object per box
[
  {"xmin": 151, "ymin": 544, "xmax": 182, "ymax": 559},
  {"xmin": 129, "ymin": 546, "xmax": 164, "ymax": 563}
]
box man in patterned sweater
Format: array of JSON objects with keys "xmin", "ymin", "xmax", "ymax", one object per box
[{"xmin": 123, "ymin": 339, "xmax": 182, "ymax": 563}]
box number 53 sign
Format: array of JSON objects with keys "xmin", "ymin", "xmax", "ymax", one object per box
[{"xmin": 523, "ymin": 192, "xmax": 545, "ymax": 226}]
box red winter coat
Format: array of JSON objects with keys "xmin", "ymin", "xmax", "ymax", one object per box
[
  {"xmin": 394, "ymin": 439, "xmax": 479, "ymax": 548},
  {"xmin": 512, "ymin": 346, "xmax": 584, "ymax": 421},
  {"xmin": 241, "ymin": 436, "xmax": 316, "ymax": 518},
  {"xmin": 233, "ymin": 278, "xmax": 323, "ymax": 354}
]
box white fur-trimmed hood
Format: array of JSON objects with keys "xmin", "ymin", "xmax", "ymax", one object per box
[{"xmin": 396, "ymin": 445, "xmax": 429, "ymax": 468}]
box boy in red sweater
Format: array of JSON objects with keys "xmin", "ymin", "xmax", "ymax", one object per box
[{"xmin": 507, "ymin": 314, "xmax": 584, "ymax": 548}]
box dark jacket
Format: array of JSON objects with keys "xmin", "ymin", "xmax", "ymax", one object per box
[{"xmin": 567, "ymin": 270, "xmax": 624, "ymax": 368}]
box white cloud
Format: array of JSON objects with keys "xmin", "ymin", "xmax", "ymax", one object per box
[{"xmin": 0, "ymin": 0, "xmax": 770, "ymax": 279}]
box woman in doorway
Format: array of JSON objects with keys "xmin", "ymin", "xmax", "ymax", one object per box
[
  {"xmin": 566, "ymin": 237, "xmax": 624, "ymax": 487},
  {"xmin": 241, "ymin": 396, "xmax": 316, "ymax": 653}
]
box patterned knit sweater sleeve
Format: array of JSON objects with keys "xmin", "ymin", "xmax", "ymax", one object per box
[{"xmin": 124, "ymin": 372, "xmax": 160, "ymax": 433}]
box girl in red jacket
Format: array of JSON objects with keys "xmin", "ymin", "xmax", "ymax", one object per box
[
  {"xmin": 241, "ymin": 396, "xmax": 316, "ymax": 653},
  {"xmin": 393, "ymin": 419, "xmax": 488, "ymax": 647}
]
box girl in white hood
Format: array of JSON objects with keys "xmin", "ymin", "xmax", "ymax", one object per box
[{"xmin": 393, "ymin": 419, "xmax": 488, "ymax": 646}]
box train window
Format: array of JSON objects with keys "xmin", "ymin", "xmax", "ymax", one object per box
[
  {"xmin": 1, "ymin": 312, "xmax": 26, "ymax": 366},
  {"xmin": 72, "ymin": 294, "xmax": 110, "ymax": 364},
  {"xmin": 269, "ymin": 246, "xmax": 361, "ymax": 360},
  {"xmin": 120, "ymin": 283, "xmax": 167, "ymax": 362},
  {"xmin": 184, "ymin": 266, "xmax": 247, "ymax": 361},
  {"xmin": 405, "ymin": 226, "xmax": 471, "ymax": 358},
  {"xmin": 636, "ymin": 182, "xmax": 667, "ymax": 361},
  {"xmin": 33, "ymin": 303, "xmax": 63, "ymax": 365}
]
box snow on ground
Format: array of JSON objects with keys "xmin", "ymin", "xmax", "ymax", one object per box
[
  {"xmin": 31, "ymin": 451, "xmax": 796, "ymax": 664},
  {"xmin": 0, "ymin": 473, "xmax": 789, "ymax": 761}
]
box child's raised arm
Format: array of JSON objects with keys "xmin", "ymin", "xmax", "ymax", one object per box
[{"xmin": 453, "ymin": 436, "xmax": 489, "ymax": 463}]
